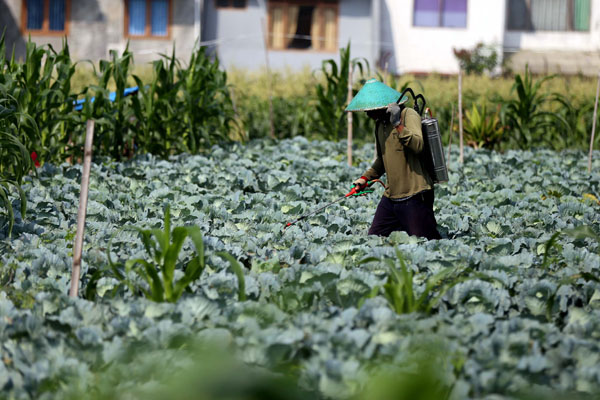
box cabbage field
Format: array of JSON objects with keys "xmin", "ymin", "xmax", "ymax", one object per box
[{"xmin": 1, "ymin": 138, "xmax": 600, "ymax": 399}]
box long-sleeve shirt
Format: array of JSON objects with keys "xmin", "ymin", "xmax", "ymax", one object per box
[{"xmin": 361, "ymin": 107, "xmax": 433, "ymax": 199}]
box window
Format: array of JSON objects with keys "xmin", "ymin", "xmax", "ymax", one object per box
[
  {"xmin": 507, "ymin": 0, "xmax": 590, "ymax": 31},
  {"xmin": 215, "ymin": 0, "xmax": 247, "ymax": 8},
  {"xmin": 413, "ymin": 0, "xmax": 467, "ymax": 28},
  {"xmin": 22, "ymin": 0, "xmax": 69, "ymax": 34},
  {"xmin": 125, "ymin": 0, "xmax": 171, "ymax": 38},
  {"xmin": 268, "ymin": 1, "xmax": 338, "ymax": 51}
]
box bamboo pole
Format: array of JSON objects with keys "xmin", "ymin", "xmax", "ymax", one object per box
[
  {"xmin": 458, "ymin": 69, "xmax": 464, "ymax": 164},
  {"xmin": 589, "ymin": 71, "xmax": 600, "ymax": 174},
  {"xmin": 347, "ymin": 63, "xmax": 353, "ymax": 166},
  {"xmin": 447, "ymin": 103, "xmax": 455, "ymax": 171},
  {"xmin": 70, "ymin": 120, "xmax": 95, "ymax": 298},
  {"xmin": 257, "ymin": 3, "xmax": 275, "ymax": 140}
]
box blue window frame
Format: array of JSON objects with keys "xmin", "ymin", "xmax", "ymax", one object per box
[{"xmin": 126, "ymin": 0, "xmax": 170, "ymax": 38}]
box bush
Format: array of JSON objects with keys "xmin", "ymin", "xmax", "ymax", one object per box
[{"xmin": 453, "ymin": 42, "xmax": 499, "ymax": 75}]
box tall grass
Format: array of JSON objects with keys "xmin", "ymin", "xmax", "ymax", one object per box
[{"xmin": 228, "ymin": 67, "xmax": 600, "ymax": 150}]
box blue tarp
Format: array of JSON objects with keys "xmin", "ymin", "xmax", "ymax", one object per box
[{"xmin": 73, "ymin": 86, "xmax": 139, "ymax": 111}]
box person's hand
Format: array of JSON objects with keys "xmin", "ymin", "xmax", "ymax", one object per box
[
  {"xmin": 353, "ymin": 177, "xmax": 367, "ymax": 189},
  {"xmin": 386, "ymin": 103, "xmax": 402, "ymax": 127}
]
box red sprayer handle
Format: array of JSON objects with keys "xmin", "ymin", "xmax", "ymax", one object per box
[{"xmin": 345, "ymin": 179, "xmax": 386, "ymax": 197}]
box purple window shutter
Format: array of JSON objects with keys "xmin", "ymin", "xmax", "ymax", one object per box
[
  {"xmin": 414, "ymin": 0, "xmax": 441, "ymax": 27},
  {"xmin": 442, "ymin": 0, "xmax": 467, "ymax": 27}
]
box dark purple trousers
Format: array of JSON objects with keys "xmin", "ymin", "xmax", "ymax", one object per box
[{"xmin": 368, "ymin": 190, "xmax": 442, "ymax": 240}]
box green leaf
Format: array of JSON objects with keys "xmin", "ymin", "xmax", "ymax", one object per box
[{"xmin": 217, "ymin": 252, "xmax": 246, "ymax": 301}]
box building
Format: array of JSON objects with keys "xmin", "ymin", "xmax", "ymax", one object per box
[
  {"xmin": 384, "ymin": 0, "xmax": 600, "ymax": 75},
  {"xmin": 202, "ymin": 0, "xmax": 378, "ymax": 70},
  {"xmin": 0, "ymin": 0, "xmax": 379, "ymax": 69},
  {"xmin": 1, "ymin": 0, "xmax": 201, "ymax": 63},
  {"xmin": 1, "ymin": 0, "xmax": 599, "ymax": 75}
]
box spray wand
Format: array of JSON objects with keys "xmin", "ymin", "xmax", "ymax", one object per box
[{"xmin": 283, "ymin": 179, "xmax": 386, "ymax": 231}]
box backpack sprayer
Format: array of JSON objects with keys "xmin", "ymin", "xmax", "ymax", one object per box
[
  {"xmin": 399, "ymin": 87, "xmax": 449, "ymax": 183},
  {"xmin": 283, "ymin": 179, "xmax": 386, "ymax": 231}
]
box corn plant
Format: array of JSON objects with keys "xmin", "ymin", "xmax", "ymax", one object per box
[
  {"xmin": 0, "ymin": 132, "xmax": 30, "ymax": 237},
  {"xmin": 0, "ymin": 63, "xmax": 37, "ymax": 236},
  {"xmin": 552, "ymin": 93, "xmax": 593, "ymax": 150},
  {"xmin": 361, "ymin": 249, "xmax": 461, "ymax": 315},
  {"xmin": 89, "ymin": 206, "xmax": 246, "ymax": 303},
  {"xmin": 500, "ymin": 65, "xmax": 565, "ymax": 149},
  {"xmin": 101, "ymin": 205, "xmax": 206, "ymax": 302},
  {"xmin": 0, "ymin": 34, "xmax": 81, "ymax": 164},
  {"xmin": 132, "ymin": 49, "xmax": 182, "ymax": 157},
  {"xmin": 79, "ymin": 45, "xmax": 139, "ymax": 160},
  {"xmin": 132, "ymin": 46, "xmax": 236, "ymax": 156},
  {"xmin": 179, "ymin": 46, "xmax": 236, "ymax": 152},
  {"xmin": 462, "ymin": 102, "xmax": 504, "ymax": 149},
  {"xmin": 216, "ymin": 251, "xmax": 246, "ymax": 301},
  {"xmin": 315, "ymin": 43, "xmax": 370, "ymax": 142}
]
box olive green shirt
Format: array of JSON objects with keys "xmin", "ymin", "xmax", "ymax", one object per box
[{"xmin": 362, "ymin": 107, "xmax": 433, "ymax": 199}]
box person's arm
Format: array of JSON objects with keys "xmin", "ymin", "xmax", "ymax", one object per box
[{"xmin": 394, "ymin": 108, "xmax": 424, "ymax": 154}]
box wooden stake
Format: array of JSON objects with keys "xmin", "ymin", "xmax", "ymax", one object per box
[
  {"xmin": 458, "ymin": 69, "xmax": 464, "ymax": 164},
  {"xmin": 69, "ymin": 120, "xmax": 95, "ymax": 298},
  {"xmin": 259, "ymin": 14, "xmax": 275, "ymax": 139},
  {"xmin": 589, "ymin": 71, "xmax": 600, "ymax": 174},
  {"xmin": 384, "ymin": 61, "xmax": 389, "ymax": 85},
  {"xmin": 347, "ymin": 63, "xmax": 353, "ymax": 166},
  {"xmin": 447, "ymin": 103, "xmax": 455, "ymax": 171}
]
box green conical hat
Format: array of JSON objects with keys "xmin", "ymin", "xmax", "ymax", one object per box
[{"xmin": 345, "ymin": 79, "xmax": 408, "ymax": 112}]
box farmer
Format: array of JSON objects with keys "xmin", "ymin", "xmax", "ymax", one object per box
[{"xmin": 346, "ymin": 79, "xmax": 441, "ymax": 240}]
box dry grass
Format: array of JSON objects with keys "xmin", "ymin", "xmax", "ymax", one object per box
[{"xmin": 71, "ymin": 63, "xmax": 598, "ymax": 110}]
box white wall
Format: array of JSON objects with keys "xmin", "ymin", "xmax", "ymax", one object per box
[
  {"xmin": 203, "ymin": 0, "xmax": 376, "ymax": 71},
  {"xmin": 383, "ymin": 0, "xmax": 506, "ymax": 74},
  {"xmin": 504, "ymin": 0, "xmax": 600, "ymax": 52}
]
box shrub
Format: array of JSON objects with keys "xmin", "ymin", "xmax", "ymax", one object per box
[{"xmin": 453, "ymin": 42, "xmax": 500, "ymax": 75}]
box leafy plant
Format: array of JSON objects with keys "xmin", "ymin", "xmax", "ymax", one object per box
[
  {"xmin": 132, "ymin": 48, "xmax": 183, "ymax": 157},
  {"xmin": 0, "ymin": 34, "xmax": 81, "ymax": 164},
  {"xmin": 362, "ymin": 249, "xmax": 461, "ymax": 315},
  {"xmin": 131, "ymin": 45, "xmax": 237, "ymax": 156},
  {"xmin": 89, "ymin": 206, "xmax": 246, "ymax": 303},
  {"xmin": 79, "ymin": 44, "xmax": 139, "ymax": 161},
  {"xmin": 453, "ymin": 42, "xmax": 499, "ymax": 75},
  {"xmin": 0, "ymin": 132, "xmax": 30, "ymax": 237},
  {"xmin": 552, "ymin": 93, "xmax": 593, "ymax": 150},
  {"xmin": 216, "ymin": 252, "xmax": 246, "ymax": 301},
  {"xmin": 179, "ymin": 46, "xmax": 236, "ymax": 152},
  {"xmin": 314, "ymin": 42, "xmax": 370, "ymax": 141},
  {"xmin": 500, "ymin": 65, "xmax": 565, "ymax": 149},
  {"xmin": 102, "ymin": 205, "xmax": 207, "ymax": 302},
  {"xmin": 462, "ymin": 102, "xmax": 504, "ymax": 149},
  {"xmin": 0, "ymin": 81, "xmax": 36, "ymax": 236}
]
